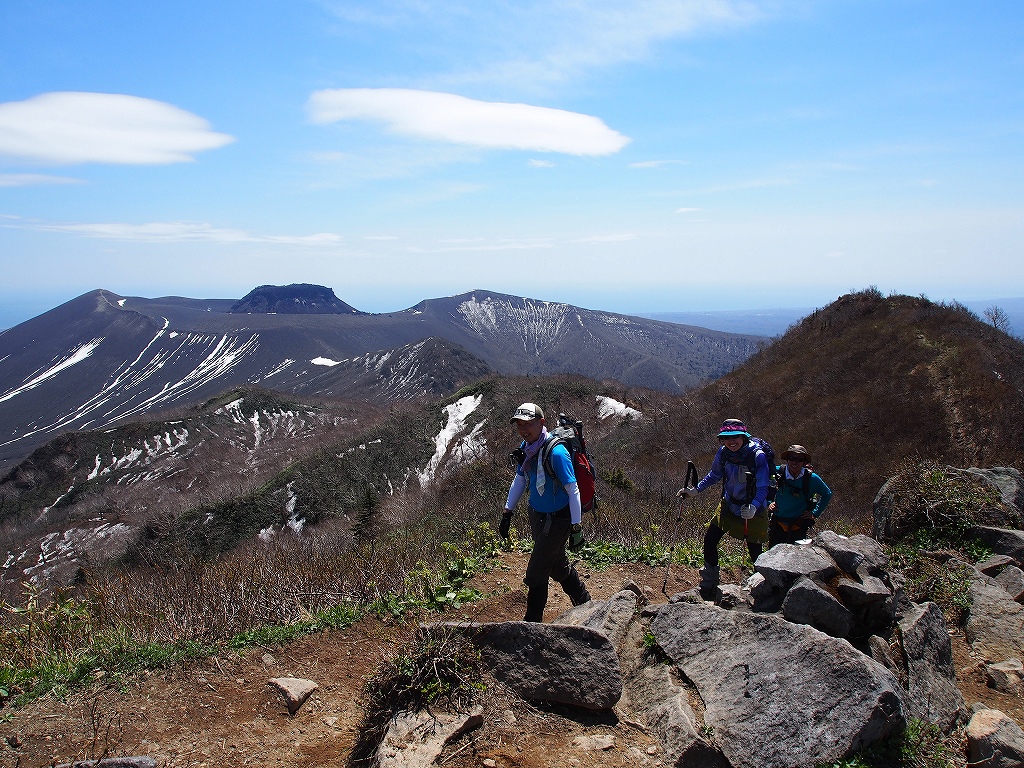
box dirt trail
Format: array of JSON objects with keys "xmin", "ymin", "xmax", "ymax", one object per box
[{"xmin": 1, "ymin": 554, "xmax": 1017, "ymax": 768}]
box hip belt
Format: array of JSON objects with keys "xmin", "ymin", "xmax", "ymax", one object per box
[{"xmin": 532, "ymin": 504, "xmax": 570, "ymax": 535}]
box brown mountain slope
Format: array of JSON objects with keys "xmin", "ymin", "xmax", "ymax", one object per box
[{"xmin": 637, "ymin": 289, "xmax": 1024, "ymax": 519}]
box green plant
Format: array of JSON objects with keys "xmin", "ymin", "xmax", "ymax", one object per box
[
  {"xmin": 820, "ymin": 718, "xmax": 956, "ymax": 768},
  {"xmin": 601, "ymin": 467, "xmax": 635, "ymax": 493}
]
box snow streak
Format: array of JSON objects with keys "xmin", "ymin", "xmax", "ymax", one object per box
[
  {"xmin": 0, "ymin": 338, "xmax": 104, "ymax": 403},
  {"xmin": 419, "ymin": 394, "xmax": 483, "ymax": 488}
]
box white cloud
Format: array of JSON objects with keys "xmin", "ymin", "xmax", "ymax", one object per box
[
  {"xmin": 308, "ymin": 88, "xmax": 629, "ymax": 156},
  {"xmin": 676, "ymin": 207, "xmax": 702, "ymax": 212},
  {"xmin": 14, "ymin": 219, "xmax": 342, "ymax": 245},
  {"xmin": 0, "ymin": 92, "xmax": 234, "ymax": 165},
  {"xmin": 529, "ymin": 159, "xmax": 556, "ymax": 168},
  {"xmin": 0, "ymin": 173, "xmax": 83, "ymax": 187}
]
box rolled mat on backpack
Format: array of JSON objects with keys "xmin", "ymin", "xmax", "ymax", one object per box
[{"xmin": 709, "ymin": 502, "xmax": 769, "ymax": 543}]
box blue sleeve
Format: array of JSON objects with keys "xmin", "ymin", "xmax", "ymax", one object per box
[
  {"xmin": 696, "ymin": 448, "xmax": 724, "ymax": 492},
  {"xmin": 549, "ymin": 443, "xmax": 575, "ymax": 485},
  {"xmin": 752, "ymin": 451, "xmax": 771, "ymax": 509},
  {"xmin": 811, "ymin": 473, "xmax": 833, "ymax": 517}
]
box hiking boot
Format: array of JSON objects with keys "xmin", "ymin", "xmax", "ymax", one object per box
[
  {"xmin": 699, "ymin": 566, "xmax": 720, "ymax": 585},
  {"xmin": 698, "ymin": 566, "xmax": 720, "ymax": 600},
  {"xmin": 560, "ymin": 566, "xmax": 591, "ymax": 606},
  {"xmin": 570, "ymin": 586, "xmax": 592, "ymax": 607}
]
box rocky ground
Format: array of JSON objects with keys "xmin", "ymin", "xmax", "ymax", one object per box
[{"xmin": 1, "ymin": 552, "xmax": 1020, "ymax": 768}]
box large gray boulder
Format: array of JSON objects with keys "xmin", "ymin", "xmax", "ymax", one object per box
[
  {"xmin": 986, "ymin": 659, "xmax": 1024, "ymax": 696},
  {"xmin": 782, "ymin": 577, "xmax": 853, "ymax": 638},
  {"xmin": 894, "ymin": 602, "xmax": 965, "ymax": 733},
  {"xmin": 958, "ymin": 467, "xmax": 1024, "ymax": 514},
  {"xmin": 812, "ymin": 530, "xmax": 889, "ymax": 575},
  {"xmin": 995, "ymin": 565, "xmax": 1024, "ymax": 602},
  {"xmin": 967, "ymin": 708, "xmax": 1024, "ymax": 768},
  {"xmin": 617, "ymin": 621, "xmax": 727, "ymax": 768},
  {"xmin": 964, "ymin": 565, "xmax": 1024, "ymax": 660},
  {"xmin": 755, "ymin": 544, "xmax": 839, "ymax": 590},
  {"xmin": 554, "ymin": 588, "xmax": 639, "ymax": 650},
  {"xmin": 978, "ymin": 554, "xmax": 1018, "ymax": 577},
  {"xmin": 649, "ymin": 602, "xmax": 906, "ymax": 768},
  {"xmin": 837, "ymin": 576, "xmax": 891, "ymax": 607},
  {"xmin": 968, "ymin": 527, "xmax": 1024, "ymax": 562},
  {"xmin": 426, "ymin": 621, "xmax": 622, "ymax": 710}
]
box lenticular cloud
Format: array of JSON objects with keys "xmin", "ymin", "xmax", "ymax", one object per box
[
  {"xmin": 0, "ymin": 92, "xmax": 235, "ymax": 164},
  {"xmin": 308, "ymin": 88, "xmax": 630, "ymax": 156}
]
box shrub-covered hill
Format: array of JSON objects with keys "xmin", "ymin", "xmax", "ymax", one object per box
[
  {"xmin": 661, "ymin": 289, "xmax": 1024, "ymax": 514},
  {"xmin": 3, "ymin": 289, "xmax": 1023, "ymax": 591}
]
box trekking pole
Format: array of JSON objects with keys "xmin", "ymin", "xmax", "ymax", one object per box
[{"xmin": 662, "ymin": 461, "xmax": 698, "ymax": 595}]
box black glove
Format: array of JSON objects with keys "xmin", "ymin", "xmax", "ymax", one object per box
[
  {"xmin": 802, "ymin": 512, "xmax": 816, "ymax": 526},
  {"xmin": 568, "ymin": 523, "xmax": 585, "ymax": 552},
  {"xmin": 499, "ymin": 511, "xmax": 513, "ymax": 540}
]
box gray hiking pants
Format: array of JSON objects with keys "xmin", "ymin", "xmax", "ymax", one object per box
[{"xmin": 523, "ymin": 505, "xmax": 589, "ymax": 621}]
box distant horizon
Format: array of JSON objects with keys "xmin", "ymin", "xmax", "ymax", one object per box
[{"xmin": 3, "ymin": 285, "xmax": 1022, "ymax": 335}]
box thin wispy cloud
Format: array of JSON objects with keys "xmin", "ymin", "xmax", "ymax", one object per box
[
  {"xmin": 307, "ymin": 144, "xmax": 477, "ymax": 183},
  {"xmin": 0, "ymin": 92, "xmax": 234, "ymax": 165},
  {"xmin": 11, "ymin": 219, "xmax": 341, "ymax": 245},
  {"xmin": 323, "ymin": 1, "xmax": 766, "ymax": 88},
  {"xmin": 688, "ymin": 177, "xmax": 795, "ymax": 194},
  {"xmin": 574, "ymin": 233, "xmax": 638, "ymax": 243},
  {"xmin": 529, "ymin": 159, "xmax": 556, "ymax": 168},
  {"xmin": 0, "ymin": 173, "xmax": 83, "ymax": 187},
  {"xmin": 308, "ymin": 88, "xmax": 630, "ymax": 156},
  {"xmin": 630, "ymin": 159, "xmax": 688, "ymax": 169},
  {"xmin": 676, "ymin": 207, "xmax": 702, "ymax": 212},
  {"xmin": 410, "ymin": 237, "xmax": 554, "ymax": 253}
]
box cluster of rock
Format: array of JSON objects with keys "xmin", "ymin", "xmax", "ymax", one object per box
[{"xmin": 387, "ymin": 512, "xmax": 1024, "ymax": 768}]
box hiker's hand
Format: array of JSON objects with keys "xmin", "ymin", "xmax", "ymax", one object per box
[
  {"xmin": 499, "ymin": 511, "xmax": 513, "ymax": 540},
  {"xmin": 768, "ymin": 501, "xmax": 776, "ymax": 513},
  {"xmin": 739, "ymin": 504, "xmax": 757, "ymax": 520},
  {"xmin": 676, "ymin": 487, "xmax": 698, "ymax": 498},
  {"xmin": 568, "ymin": 524, "xmax": 585, "ymax": 552}
]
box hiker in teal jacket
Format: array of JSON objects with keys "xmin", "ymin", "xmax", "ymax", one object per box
[
  {"xmin": 500, "ymin": 402, "xmax": 591, "ymax": 622},
  {"xmin": 768, "ymin": 444, "xmax": 832, "ymax": 548}
]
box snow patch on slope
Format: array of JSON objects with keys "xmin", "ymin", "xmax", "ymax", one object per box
[
  {"xmin": 458, "ymin": 296, "xmax": 569, "ymax": 356},
  {"xmin": 596, "ymin": 395, "xmax": 642, "ymax": 421},
  {"xmin": 419, "ymin": 394, "xmax": 483, "ymax": 488}
]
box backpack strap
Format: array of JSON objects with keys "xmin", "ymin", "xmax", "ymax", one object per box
[
  {"xmin": 779, "ymin": 469, "xmax": 816, "ymax": 512},
  {"xmin": 539, "ymin": 435, "xmax": 563, "ymax": 479}
]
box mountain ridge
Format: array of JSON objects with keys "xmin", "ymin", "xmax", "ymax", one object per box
[{"xmin": 0, "ymin": 286, "xmax": 762, "ymax": 469}]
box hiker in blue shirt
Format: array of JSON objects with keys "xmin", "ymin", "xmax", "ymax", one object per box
[
  {"xmin": 679, "ymin": 419, "xmax": 771, "ymax": 597},
  {"xmin": 500, "ymin": 402, "xmax": 591, "ymax": 622},
  {"xmin": 768, "ymin": 444, "xmax": 832, "ymax": 548}
]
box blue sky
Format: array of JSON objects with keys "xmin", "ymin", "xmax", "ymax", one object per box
[{"xmin": 1, "ymin": 0, "xmax": 1022, "ymax": 326}]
